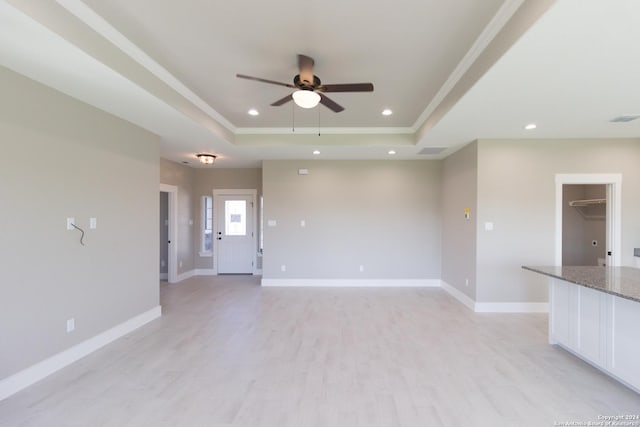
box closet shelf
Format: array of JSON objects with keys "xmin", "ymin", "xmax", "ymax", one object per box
[
  {"xmin": 569, "ymin": 198, "xmax": 606, "ymax": 220},
  {"xmin": 568, "ymin": 198, "xmax": 606, "ymax": 207}
]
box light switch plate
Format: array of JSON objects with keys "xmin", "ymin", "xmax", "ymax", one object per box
[{"xmin": 89, "ymin": 217, "xmax": 97, "ymax": 229}]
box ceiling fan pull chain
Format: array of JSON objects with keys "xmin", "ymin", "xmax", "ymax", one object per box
[
  {"xmin": 318, "ymin": 106, "xmax": 321, "ymax": 136},
  {"xmin": 292, "ymin": 101, "xmax": 295, "ymax": 132}
]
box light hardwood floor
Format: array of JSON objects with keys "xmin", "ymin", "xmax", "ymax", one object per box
[{"xmin": 1, "ymin": 275, "xmax": 639, "ymax": 426}]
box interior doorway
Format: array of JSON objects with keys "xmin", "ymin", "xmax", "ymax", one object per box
[
  {"xmin": 562, "ymin": 184, "xmax": 606, "ymax": 266},
  {"xmin": 160, "ymin": 184, "xmax": 178, "ymax": 282},
  {"xmin": 555, "ymin": 174, "xmax": 621, "ymax": 267},
  {"xmin": 159, "ymin": 191, "xmax": 169, "ymax": 280}
]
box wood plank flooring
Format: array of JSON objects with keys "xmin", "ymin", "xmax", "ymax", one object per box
[{"xmin": 1, "ymin": 275, "xmax": 639, "ymax": 426}]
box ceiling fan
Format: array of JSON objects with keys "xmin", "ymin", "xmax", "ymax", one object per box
[{"xmin": 236, "ymin": 54, "xmax": 374, "ymax": 112}]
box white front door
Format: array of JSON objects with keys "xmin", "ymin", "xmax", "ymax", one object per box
[{"xmin": 215, "ymin": 192, "xmax": 255, "ymax": 274}]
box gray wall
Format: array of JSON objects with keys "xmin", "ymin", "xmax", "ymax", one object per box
[
  {"xmin": 476, "ymin": 139, "xmax": 640, "ymax": 303},
  {"xmin": 0, "ymin": 66, "xmax": 160, "ymax": 379},
  {"xmin": 193, "ymin": 168, "xmax": 262, "ymax": 270},
  {"xmin": 441, "ymin": 142, "xmax": 478, "ymax": 299},
  {"xmin": 159, "ymin": 158, "xmax": 195, "ymax": 275},
  {"xmin": 159, "ymin": 191, "xmax": 169, "ymax": 275},
  {"xmin": 262, "ymin": 160, "xmax": 442, "ymax": 280},
  {"xmin": 562, "ymin": 184, "xmax": 606, "ymax": 266}
]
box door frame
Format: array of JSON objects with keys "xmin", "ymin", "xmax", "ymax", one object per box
[
  {"xmin": 160, "ymin": 183, "xmax": 178, "ymax": 283},
  {"xmin": 212, "ymin": 189, "xmax": 258, "ymax": 275},
  {"xmin": 555, "ymin": 174, "xmax": 622, "ymax": 267}
]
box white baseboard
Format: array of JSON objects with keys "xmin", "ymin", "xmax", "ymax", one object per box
[
  {"xmin": 474, "ymin": 302, "xmax": 548, "ymax": 313},
  {"xmin": 440, "ymin": 280, "xmax": 476, "ymax": 311},
  {"xmin": 0, "ymin": 305, "xmax": 162, "ymax": 402},
  {"xmin": 261, "ymin": 278, "xmax": 440, "ymax": 287},
  {"xmin": 440, "ymin": 280, "xmax": 548, "ymax": 313},
  {"xmin": 175, "ymin": 270, "xmax": 195, "ymax": 282},
  {"xmin": 194, "ymin": 269, "xmax": 217, "ymax": 276}
]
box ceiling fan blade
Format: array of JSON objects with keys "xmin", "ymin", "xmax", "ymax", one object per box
[
  {"xmin": 319, "ymin": 93, "xmax": 344, "ymax": 113},
  {"xmin": 321, "ymin": 83, "xmax": 374, "ymax": 92},
  {"xmin": 236, "ymin": 74, "xmax": 296, "ymax": 88},
  {"xmin": 270, "ymin": 94, "xmax": 293, "ymax": 106},
  {"xmin": 297, "ymin": 54, "xmax": 315, "ymax": 86}
]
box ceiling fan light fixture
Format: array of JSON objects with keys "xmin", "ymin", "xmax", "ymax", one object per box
[
  {"xmin": 292, "ymin": 90, "xmax": 321, "ymax": 109},
  {"xmin": 196, "ymin": 153, "xmax": 217, "ymax": 165}
]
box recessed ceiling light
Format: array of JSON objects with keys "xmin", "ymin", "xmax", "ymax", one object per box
[
  {"xmin": 388, "ymin": 150, "xmax": 396, "ymax": 155},
  {"xmin": 382, "ymin": 109, "xmax": 393, "ymax": 116},
  {"xmin": 313, "ymin": 150, "xmax": 320, "ymax": 155},
  {"xmin": 524, "ymin": 123, "xmax": 537, "ymax": 130},
  {"xmin": 248, "ymin": 109, "xmax": 259, "ymax": 116}
]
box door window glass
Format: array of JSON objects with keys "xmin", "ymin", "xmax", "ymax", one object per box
[{"xmin": 225, "ymin": 200, "xmax": 246, "ymax": 236}]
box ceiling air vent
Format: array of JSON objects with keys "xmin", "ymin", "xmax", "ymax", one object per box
[
  {"xmin": 610, "ymin": 114, "xmax": 640, "ymax": 123},
  {"xmin": 417, "ymin": 147, "xmax": 447, "ymax": 155}
]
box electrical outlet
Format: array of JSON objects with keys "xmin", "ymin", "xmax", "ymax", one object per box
[
  {"xmin": 359, "ymin": 265, "xmax": 364, "ymax": 272},
  {"xmin": 66, "ymin": 318, "xmax": 75, "ymax": 333},
  {"xmin": 67, "ymin": 218, "xmax": 75, "ymax": 230},
  {"xmin": 161, "ymin": 259, "xmax": 166, "ymax": 267},
  {"xmin": 281, "ymin": 265, "xmax": 286, "ymax": 272},
  {"xmin": 465, "ymin": 278, "xmax": 469, "ymax": 287},
  {"xmin": 179, "ymin": 260, "xmax": 183, "ymax": 268},
  {"xmin": 89, "ymin": 217, "xmax": 97, "ymax": 229}
]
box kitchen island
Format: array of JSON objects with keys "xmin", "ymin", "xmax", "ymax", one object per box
[{"xmin": 523, "ymin": 266, "xmax": 640, "ymax": 393}]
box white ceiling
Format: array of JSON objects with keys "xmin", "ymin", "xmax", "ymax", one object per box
[{"xmin": 0, "ymin": 0, "xmax": 638, "ymax": 167}]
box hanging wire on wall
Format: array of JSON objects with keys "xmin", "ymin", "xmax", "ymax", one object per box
[{"xmin": 70, "ymin": 223, "xmax": 85, "ymax": 246}]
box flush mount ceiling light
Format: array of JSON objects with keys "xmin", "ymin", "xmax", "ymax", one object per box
[
  {"xmin": 292, "ymin": 90, "xmax": 321, "ymax": 109},
  {"xmin": 382, "ymin": 109, "xmax": 393, "ymax": 116},
  {"xmin": 524, "ymin": 123, "xmax": 537, "ymax": 130},
  {"xmin": 248, "ymin": 109, "xmax": 259, "ymax": 116},
  {"xmin": 196, "ymin": 153, "xmax": 216, "ymax": 165},
  {"xmin": 388, "ymin": 150, "xmax": 396, "ymax": 155},
  {"xmin": 313, "ymin": 150, "xmax": 321, "ymax": 155}
]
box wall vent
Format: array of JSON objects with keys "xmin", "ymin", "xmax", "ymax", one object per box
[{"xmin": 417, "ymin": 147, "xmax": 447, "ymax": 155}]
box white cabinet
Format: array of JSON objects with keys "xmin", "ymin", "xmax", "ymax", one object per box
[
  {"xmin": 610, "ymin": 296, "xmax": 640, "ymax": 390},
  {"xmin": 549, "ymin": 279, "xmax": 639, "ymax": 392}
]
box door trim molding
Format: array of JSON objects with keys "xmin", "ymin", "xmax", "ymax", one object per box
[
  {"xmin": 554, "ymin": 174, "xmax": 622, "ymax": 267},
  {"xmin": 159, "ymin": 184, "xmax": 178, "ymax": 283},
  {"xmin": 213, "ymin": 189, "xmax": 258, "ymax": 275}
]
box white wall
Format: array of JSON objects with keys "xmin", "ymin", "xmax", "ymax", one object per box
[
  {"xmin": 476, "ymin": 139, "xmax": 640, "ymax": 303},
  {"xmin": 441, "ymin": 142, "xmax": 477, "ymax": 299},
  {"xmin": 160, "ymin": 158, "xmax": 195, "ymax": 276},
  {"xmin": 262, "ymin": 160, "xmax": 442, "ymax": 281},
  {"xmin": 0, "ymin": 66, "xmax": 160, "ymax": 379}
]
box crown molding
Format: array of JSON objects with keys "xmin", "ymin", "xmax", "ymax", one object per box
[
  {"xmin": 55, "ymin": 0, "xmax": 237, "ymax": 134},
  {"xmin": 235, "ymin": 126, "xmax": 415, "ymax": 135},
  {"xmin": 411, "ymin": 0, "xmax": 526, "ymax": 131}
]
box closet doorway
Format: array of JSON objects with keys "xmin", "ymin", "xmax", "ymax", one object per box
[{"xmin": 555, "ymin": 174, "xmax": 621, "ymax": 267}]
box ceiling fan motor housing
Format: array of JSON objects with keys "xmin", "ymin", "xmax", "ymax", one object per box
[{"xmin": 294, "ymin": 74, "xmax": 321, "ymax": 90}]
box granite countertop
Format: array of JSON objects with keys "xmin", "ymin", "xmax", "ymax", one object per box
[{"xmin": 522, "ymin": 265, "xmax": 640, "ymax": 303}]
